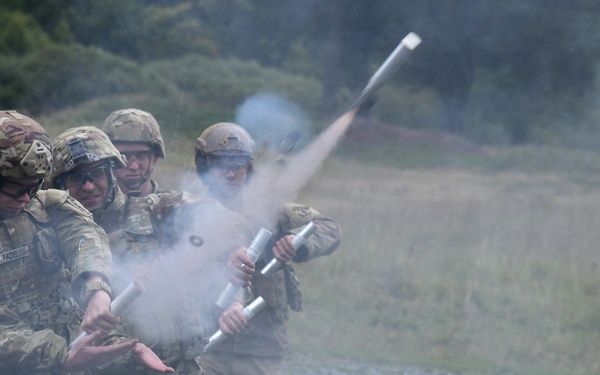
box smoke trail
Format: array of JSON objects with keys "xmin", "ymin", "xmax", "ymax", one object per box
[{"xmin": 247, "ymin": 109, "xmax": 358, "ymax": 206}]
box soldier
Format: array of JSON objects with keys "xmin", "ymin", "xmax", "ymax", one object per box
[
  {"xmin": 194, "ymin": 122, "xmax": 342, "ymax": 375},
  {"xmin": 102, "ymin": 109, "xmax": 166, "ymax": 196},
  {"xmin": 50, "ymin": 126, "xmax": 255, "ymax": 375},
  {"xmin": 0, "ymin": 110, "xmax": 172, "ymax": 374}
]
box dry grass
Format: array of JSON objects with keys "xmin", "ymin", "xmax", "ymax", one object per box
[
  {"xmin": 285, "ymin": 158, "xmax": 600, "ymax": 375},
  {"xmin": 35, "ymin": 75, "xmax": 600, "ymax": 375},
  {"xmin": 153, "ymin": 151, "xmax": 600, "ymax": 375}
]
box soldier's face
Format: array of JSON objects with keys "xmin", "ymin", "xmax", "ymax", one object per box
[
  {"xmin": 65, "ymin": 161, "xmax": 111, "ymax": 212},
  {"xmin": 0, "ymin": 177, "xmax": 41, "ymax": 219},
  {"xmin": 113, "ymin": 142, "xmax": 157, "ymax": 193},
  {"xmin": 206, "ymin": 158, "xmax": 249, "ymax": 199}
]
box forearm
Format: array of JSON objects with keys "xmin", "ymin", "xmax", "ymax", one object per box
[
  {"xmin": 50, "ymin": 198, "xmax": 112, "ymax": 298},
  {"xmin": 54, "ymin": 197, "xmax": 112, "ymax": 268}
]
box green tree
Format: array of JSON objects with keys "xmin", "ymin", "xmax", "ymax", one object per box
[
  {"xmin": 389, "ymin": 0, "xmax": 600, "ymax": 143},
  {"xmin": 0, "ymin": 10, "xmax": 50, "ymax": 55}
]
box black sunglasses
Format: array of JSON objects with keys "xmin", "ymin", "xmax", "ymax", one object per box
[
  {"xmin": 0, "ymin": 178, "xmax": 44, "ymax": 199},
  {"xmin": 63, "ymin": 164, "xmax": 110, "ymax": 188}
]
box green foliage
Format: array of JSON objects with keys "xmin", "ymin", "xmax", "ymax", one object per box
[
  {"xmin": 2, "ymin": 44, "xmax": 149, "ymax": 113},
  {"xmin": 123, "ymin": 3, "xmax": 219, "ymax": 61},
  {"xmin": 38, "ymin": 55, "xmax": 325, "ymax": 143},
  {"xmin": 143, "ymin": 55, "xmax": 323, "ymax": 135},
  {"xmin": 3, "ymin": 0, "xmax": 600, "ymax": 149},
  {"xmin": 371, "ymin": 85, "xmax": 440, "ymax": 130},
  {"xmin": 0, "ymin": 10, "xmax": 51, "ymax": 55}
]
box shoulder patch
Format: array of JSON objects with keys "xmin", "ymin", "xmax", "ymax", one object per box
[
  {"xmin": 282, "ymin": 203, "xmax": 322, "ymax": 228},
  {"xmin": 293, "ymin": 205, "xmax": 312, "ymax": 217}
]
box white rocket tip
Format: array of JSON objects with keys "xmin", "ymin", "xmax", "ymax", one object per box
[{"xmin": 402, "ymin": 32, "xmax": 422, "ymax": 50}]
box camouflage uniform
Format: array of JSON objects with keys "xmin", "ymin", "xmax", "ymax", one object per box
[
  {"xmin": 94, "ymin": 189, "xmax": 252, "ymax": 375},
  {"xmin": 51, "ymin": 126, "xmax": 254, "ymax": 375},
  {"xmin": 195, "ymin": 123, "xmax": 342, "ymax": 375},
  {"xmin": 102, "ymin": 108, "xmax": 168, "ymax": 195},
  {"xmin": 0, "ymin": 111, "xmax": 113, "ymax": 375},
  {"xmin": 147, "ymin": 179, "xmax": 162, "ymax": 194}
]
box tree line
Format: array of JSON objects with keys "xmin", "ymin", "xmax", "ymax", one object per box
[{"xmin": 1, "ymin": 0, "xmax": 599, "ymax": 146}]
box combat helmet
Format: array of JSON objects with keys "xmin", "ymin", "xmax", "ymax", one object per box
[
  {"xmin": 0, "ymin": 110, "xmax": 53, "ymax": 180},
  {"xmin": 51, "ymin": 126, "xmax": 126, "ymax": 190},
  {"xmin": 195, "ymin": 122, "xmax": 256, "ymax": 178},
  {"xmin": 102, "ymin": 109, "xmax": 165, "ymax": 158}
]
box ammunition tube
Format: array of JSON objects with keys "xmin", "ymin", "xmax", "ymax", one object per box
[
  {"xmin": 261, "ymin": 221, "xmax": 317, "ymax": 277},
  {"xmin": 204, "ymin": 297, "xmax": 268, "ymax": 353},
  {"xmin": 68, "ymin": 280, "xmax": 145, "ymax": 349},
  {"xmin": 216, "ymin": 228, "xmax": 272, "ymax": 309}
]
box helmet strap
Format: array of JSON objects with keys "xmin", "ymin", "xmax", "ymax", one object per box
[{"xmin": 91, "ymin": 161, "xmax": 118, "ymax": 217}]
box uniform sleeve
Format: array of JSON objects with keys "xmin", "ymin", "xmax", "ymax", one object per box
[
  {"xmin": 44, "ymin": 191, "xmax": 113, "ymax": 300},
  {"xmin": 281, "ymin": 203, "xmax": 342, "ymax": 263},
  {"xmin": 0, "ymin": 306, "xmax": 68, "ymax": 372}
]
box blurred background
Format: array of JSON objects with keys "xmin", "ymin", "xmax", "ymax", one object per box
[
  {"xmin": 2, "ymin": 1, "xmax": 600, "ymax": 374},
  {"xmin": 4, "ymin": 0, "xmax": 600, "ymax": 147}
]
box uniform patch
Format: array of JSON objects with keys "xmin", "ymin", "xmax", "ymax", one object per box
[
  {"xmin": 293, "ymin": 206, "xmax": 311, "ymax": 217},
  {"xmin": 0, "ymin": 245, "xmax": 29, "ymax": 265}
]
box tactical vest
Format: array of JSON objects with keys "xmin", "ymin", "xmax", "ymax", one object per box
[
  {"xmin": 106, "ymin": 194, "xmax": 165, "ymax": 292},
  {"xmin": 0, "ymin": 196, "xmax": 78, "ymax": 330},
  {"xmin": 103, "ymin": 193, "xmax": 205, "ymax": 371}
]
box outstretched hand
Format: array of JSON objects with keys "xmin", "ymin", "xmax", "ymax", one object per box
[
  {"xmin": 133, "ymin": 343, "xmax": 175, "ymax": 373},
  {"xmin": 61, "ymin": 330, "xmax": 136, "ymax": 372}
]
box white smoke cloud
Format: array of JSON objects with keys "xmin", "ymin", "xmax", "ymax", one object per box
[{"xmin": 235, "ymin": 92, "xmax": 313, "ymax": 160}]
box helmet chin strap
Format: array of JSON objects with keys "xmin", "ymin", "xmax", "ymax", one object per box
[
  {"xmin": 122, "ymin": 163, "xmax": 152, "ymax": 191},
  {"xmin": 92, "ymin": 162, "xmax": 118, "ymax": 218}
]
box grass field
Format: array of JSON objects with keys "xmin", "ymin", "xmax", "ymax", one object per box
[
  {"xmin": 291, "ymin": 157, "xmax": 600, "ymax": 375},
  {"xmin": 154, "ymin": 145, "xmax": 600, "ymax": 375},
  {"xmin": 42, "ymin": 106, "xmax": 600, "ymax": 375}
]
